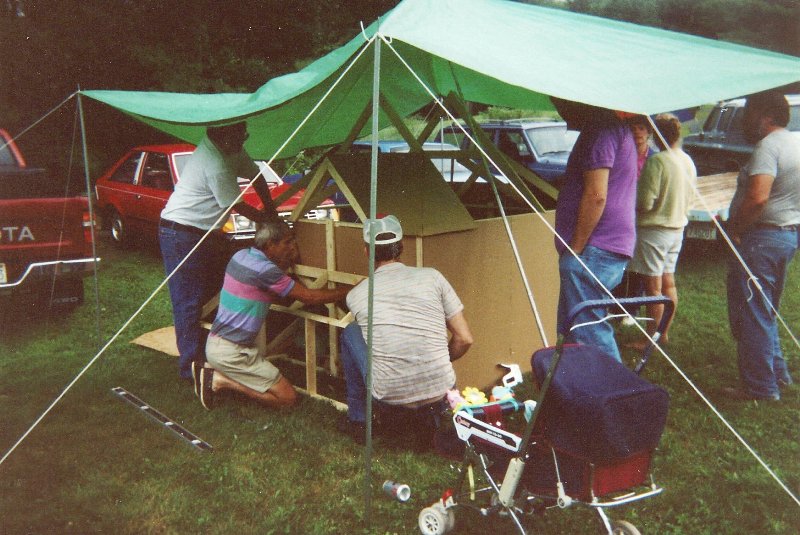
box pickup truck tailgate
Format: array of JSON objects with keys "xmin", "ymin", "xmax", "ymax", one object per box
[{"xmin": 0, "ymin": 197, "xmax": 93, "ymax": 284}]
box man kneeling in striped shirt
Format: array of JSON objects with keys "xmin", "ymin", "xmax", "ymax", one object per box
[{"xmin": 195, "ymin": 221, "xmax": 350, "ymax": 410}]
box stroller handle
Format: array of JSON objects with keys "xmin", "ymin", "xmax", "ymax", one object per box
[{"xmin": 563, "ymin": 296, "xmax": 674, "ymax": 337}]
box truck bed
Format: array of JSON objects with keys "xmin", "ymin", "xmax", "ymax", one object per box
[{"xmin": 686, "ymin": 171, "xmax": 737, "ymax": 240}]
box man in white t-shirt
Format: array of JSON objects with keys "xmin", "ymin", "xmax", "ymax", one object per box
[
  {"xmin": 340, "ymin": 215, "xmax": 473, "ymax": 448},
  {"xmin": 726, "ymin": 91, "xmax": 800, "ymax": 401},
  {"xmin": 159, "ymin": 122, "xmax": 279, "ymax": 381}
]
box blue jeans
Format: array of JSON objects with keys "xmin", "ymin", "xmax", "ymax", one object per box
[
  {"xmin": 159, "ymin": 225, "xmax": 227, "ymax": 380},
  {"xmin": 558, "ymin": 245, "xmax": 629, "ymax": 362},
  {"xmin": 339, "ymin": 322, "xmax": 447, "ymax": 450},
  {"xmin": 727, "ymin": 228, "xmax": 797, "ymax": 399},
  {"xmin": 339, "ymin": 322, "xmax": 371, "ymax": 423}
]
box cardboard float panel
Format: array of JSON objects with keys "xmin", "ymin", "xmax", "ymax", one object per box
[{"xmin": 293, "ymin": 211, "xmax": 558, "ymax": 390}]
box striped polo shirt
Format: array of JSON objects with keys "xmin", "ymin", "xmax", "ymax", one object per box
[
  {"xmin": 210, "ymin": 247, "xmax": 295, "ymax": 346},
  {"xmin": 346, "ymin": 262, "xmax": 464, "ymax": 405}
]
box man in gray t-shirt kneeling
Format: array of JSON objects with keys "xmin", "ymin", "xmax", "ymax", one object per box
[{"xmin": 340, "ymin": 215, "xmax": 474, "ymax": 449}]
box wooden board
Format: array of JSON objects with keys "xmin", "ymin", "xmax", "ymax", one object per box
[
  {"xmin": 690, "ymin": 172, "xmax": 737, "ymax": 213},
  {"xmin": 131, "ymin": 326, "xmax": 179, "ymax": 357}
]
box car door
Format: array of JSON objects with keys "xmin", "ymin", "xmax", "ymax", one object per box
[
  {"xmin": 96, "ymin": 150, "xmax": 145, "ymax": 224},
  {"xmin": 128, "ymin": 150, "xmax": 174, "ymax": 236}
]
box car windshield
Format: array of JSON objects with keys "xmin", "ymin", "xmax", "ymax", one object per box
[
  {"xmin": 173, "ymin": 153, "xmax": 191, "ymax": 182},
  {"xmin": 525, "ymin": 126, "xmax": 578, "ymax": 156}
]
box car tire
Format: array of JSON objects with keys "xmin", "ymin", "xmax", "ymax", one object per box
[{"xmin": 108, "ymin": 209, "xmax": 128, "ymax": 247}]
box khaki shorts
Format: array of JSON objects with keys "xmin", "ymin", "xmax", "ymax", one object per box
[
  {"xmin": 205, "ymin": 334, "xmax": 282, "ymax": 393},
  {"xmin": 629, "ymin": 227, "xmax": 684, "ymax": 276}
]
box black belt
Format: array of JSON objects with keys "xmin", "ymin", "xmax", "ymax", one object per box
[
  {"xmin": 159, "ymin": 218, "xmax": 208, "ymax": 236},
  {"xmin": 755, "ymin": 223, "xmax": 799, "ymax": 232}
]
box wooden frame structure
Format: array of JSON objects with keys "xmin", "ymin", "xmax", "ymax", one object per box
[{"xmin": 134, "ymin": 89, "xmax": 562, "ymax": 404}]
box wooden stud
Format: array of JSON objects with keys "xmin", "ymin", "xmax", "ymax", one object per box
[
  {"xmin": 325, "ymin": 162, "xmax": 368, "ymax": 222},
  {"xmin": 272, "ymin": 169, "xmax": 313, "ymax": 207},
  {"xmin": 304, "ymin": 317, "xmax": 317, "ymax": 396},
  {"xmin": 336, "ymin": 100, "xmax": 374, "ymax": 153},
  {"xmin": 289, "ymin": 162, "xmax": 331, "ymax": 221},
  {"xmin": 379, "ymin": 93, "xmax": 425, "ymax": 152},
  {"xmin": 325, "ymin": 219, "xmax": 339, "ymax": 377},
  {"xmin": 269, "ymin": 305, "xmax": 353, "ymax": 328},
  {"xmin": 263, "ymin": 318, "xmax": 302, "ymax": 354},
  {"xmin": 416, "ymin": 107, "xmax": 446, "ymax": 145}
]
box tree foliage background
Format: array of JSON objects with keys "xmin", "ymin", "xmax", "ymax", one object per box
[{"xmin": 0, "ymin": 0, "xmax": 797, "ymax": 173}]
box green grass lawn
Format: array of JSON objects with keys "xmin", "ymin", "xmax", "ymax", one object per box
[{"xmin": 1, "ymin": 235, "xmax": 799, "ymax": 534}]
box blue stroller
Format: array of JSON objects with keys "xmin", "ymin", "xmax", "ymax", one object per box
[{"xmin": 419, "ymin": 297, "xmax": 674, "ymax": 535}]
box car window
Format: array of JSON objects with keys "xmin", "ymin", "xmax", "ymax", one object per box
[
  {"xmin": 729, "ymin": 108, "xmax": 745, "ymax": 135},
  {"xmin": 714, "ymin": 106, "xmax": 736, "ymax": 134},
  {"xmin": 437, "ymin": 127, "xmax": 470, "ymax": 149},
  {"xmin": 788, "ymin": 105, "xmax": 800, "ymax": 132},
  {"xmin": 109, "ymin": 152, "xmax": 143, "ymax": 184},
  {"xmin": 173, "ymin": 154, "xmax": 190, "ymax": 181},
  {"xmin": 702, "ymin": 107, "xmax": 722, "ymax": 132},
  {"xmin": 525, "ymin": 126, "xmax": 578, "ymax": 156},
  {"xmin": 139, "ymin": 152, "xmax": 174, "ymax": 191},
  {"xmin": 0, "ymin": 141, "xmax": 15, "ymax": 166},
  {"xmin": 498, "ymin": 131, "xmax": 529, "ymax": 159}
]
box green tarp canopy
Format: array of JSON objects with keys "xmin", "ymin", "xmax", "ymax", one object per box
[{"xmin": 82, "ymin": 0, "xmax": 800, "ymax": 160}]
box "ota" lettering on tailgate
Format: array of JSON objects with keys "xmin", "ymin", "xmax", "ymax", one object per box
[{"xmin": 0, "ymin": 226, "xmax": 35, "ymax": 242}]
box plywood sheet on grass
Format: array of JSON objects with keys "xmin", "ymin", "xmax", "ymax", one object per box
[{"xmin": 131, "ymin": 326, "xmax": 178, "ymax": 357}]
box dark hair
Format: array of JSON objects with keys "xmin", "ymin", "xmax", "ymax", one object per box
[
  {"xmin": 374, "ymin": 233, "xmax": 403, "ymax": 262},
  {"xmin": 626, "ymin": 114, "xmax": 653, "ymax": 133},
  {"xmin": 745, "ymin": 91, "xmax": 790, "ymax": 127},
  {"xmin": 207, "ymin": 122, "xmax": 248, "ymax": 146},
  {"xmin": 653, "ymin": 113, "xmax": 681, "ymax": 149},
  {"xmin": 550, "ymin": 97, "xmax": 616, "ymax": 130}
]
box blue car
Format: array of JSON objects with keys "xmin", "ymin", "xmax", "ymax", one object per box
[
  {"xmin": 350, "ymin": 140, "xmax": 474, "ymax": 183},
  {"xmin": 434, "ymin": 119, "xmax": 578, "ymax": 182}
]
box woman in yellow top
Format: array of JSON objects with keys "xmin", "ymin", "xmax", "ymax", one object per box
[{"xmin": 628, "ymin": 114, "xmax": 697, "ymax": 347}]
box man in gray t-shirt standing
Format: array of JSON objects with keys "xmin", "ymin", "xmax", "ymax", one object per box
[
  {"xmin": 159, "ymin": 122, "xmax": 279, "ymax": 381},
  {"xmin": 726, "ymin": 91, "xmax": 800, "ymax": 401}
]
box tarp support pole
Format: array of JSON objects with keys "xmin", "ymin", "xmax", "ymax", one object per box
[
  {"xmin": 364, "ymin": 33, "xmax": 381, "ymax": 529},
  {"xmin": 76, "ymin": 91, "xmax": 102, "ymax": 347}
]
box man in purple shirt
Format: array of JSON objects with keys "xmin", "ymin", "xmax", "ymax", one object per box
[
  {"xmin": 552, "ymin": 98, "xmax": 638, "ymax": 361},
  {"xmin": 195, "ymin": 221, "xmax": 350, "ymax": 410}
]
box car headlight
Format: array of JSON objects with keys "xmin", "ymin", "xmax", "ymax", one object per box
[
  {"xmin": 232, "ymin": 214, "xmax": 255, "ymax": 232},
  {"xmin": 222, "ymin": 214, "xmax": 255, "ymax": 234}
]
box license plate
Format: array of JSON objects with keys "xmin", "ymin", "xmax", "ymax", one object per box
[
  {"xmin": 0, "ymin": 263, "xmax": 6, "ymax": 284},
  {"xmin": 686, "ymin": 224, "xmax": 717, "ymax": 241}
]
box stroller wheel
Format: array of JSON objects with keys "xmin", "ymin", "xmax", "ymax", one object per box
[
  {"xmin": 418, "ymin": 505, "xmax": 454, "ymax": 535},
  {"xmin": 611, "ymin": 520, "xmax": 641, "ymax": 535}
]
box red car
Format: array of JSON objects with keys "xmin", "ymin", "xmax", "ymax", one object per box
[{"xmin": 95, "ymin": 144, "xmax": 333, "ymax": 246}]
